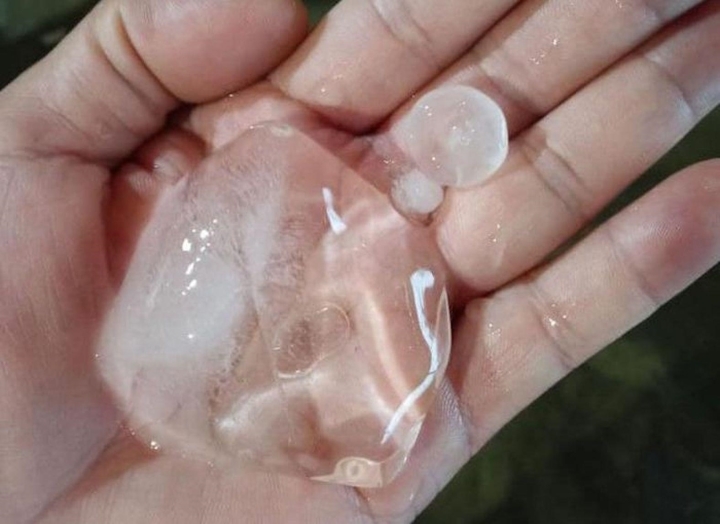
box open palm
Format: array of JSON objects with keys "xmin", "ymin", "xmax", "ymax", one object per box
[{"xmin": 1, "ymin": 0, "xmax": 719, "ymax": 522}]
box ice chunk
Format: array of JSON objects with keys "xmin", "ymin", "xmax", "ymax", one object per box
[{"xmin": 98, "ymin": 126, "xmax": 451, "ymax": 488}]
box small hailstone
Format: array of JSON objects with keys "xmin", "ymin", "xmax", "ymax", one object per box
[{"xmin": 393, "ymin": 85, "xmax": 509, "ymax": 188}]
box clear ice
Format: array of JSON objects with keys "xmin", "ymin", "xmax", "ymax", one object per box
[
  {"xmin": 392, "ymin": 85, "xmax": 509, "ymax": 191},
  {"xmin": 98, "ymin": 87, "xmax": 508, "ymax": 488}
]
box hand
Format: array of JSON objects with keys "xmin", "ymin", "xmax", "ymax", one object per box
[{"xmin": 1, "ymin": 0, "xmax": 718, "ymax": 522}]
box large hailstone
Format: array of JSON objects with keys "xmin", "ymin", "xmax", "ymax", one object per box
[{"xmin": 98, "ymin": 86, "xmax": 508, "ymax": 488}]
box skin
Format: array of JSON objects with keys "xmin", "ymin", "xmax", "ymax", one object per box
[{"xmin": 0, "ymin": 0, "xmax": 718, "ymax": 522}]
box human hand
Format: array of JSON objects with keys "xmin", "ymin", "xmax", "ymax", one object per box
[{"xmin": 1, "ymin": 0, "xmax": 718, "ymax": 523}]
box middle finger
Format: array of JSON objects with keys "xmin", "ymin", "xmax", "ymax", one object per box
[{"xmin": 396, "ymin": 0, "xmax": 705, "ymax": 136}]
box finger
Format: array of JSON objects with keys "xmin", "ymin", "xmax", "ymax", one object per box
[
  {"xmin": 449, "ymin": 159, "xmax": 720, "ymax": 449},
  {"xmin": 436, "ymin": 1, "xmax": 720, "ymax": 294},
  {"xmin": 272, "ymin": 0, "xmax": 520, "ymax": 130},
  {"xmin": 0, "ymin": 0, "xmax": 306, "ymax": 163},
  {"xmin": 404, "ymin": 0, "xmax": 705, "ymax": 135}
]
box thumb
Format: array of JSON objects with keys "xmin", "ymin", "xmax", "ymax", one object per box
[{"xmin": 0, "ymin": 0, "xmax": 307, "ymax": 163}]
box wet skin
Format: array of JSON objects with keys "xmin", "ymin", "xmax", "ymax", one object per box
[{"xmin": 0, "ymin": 0, "xmax": 719, "ymax": 523}]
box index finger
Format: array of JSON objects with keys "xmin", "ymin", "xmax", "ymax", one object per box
[{"xmin": 272, "ymin": 0, "xmax": 519, "ymax": 130}]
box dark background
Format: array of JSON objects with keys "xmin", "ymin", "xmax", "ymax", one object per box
[{"xmin": 2, "ymin": 1, "xmax": 719, "ymax": 522}]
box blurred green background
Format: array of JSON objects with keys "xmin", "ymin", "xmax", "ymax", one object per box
[{"xmin": 1, "ymin": 1, "xmax": 718, "ymax": 522}]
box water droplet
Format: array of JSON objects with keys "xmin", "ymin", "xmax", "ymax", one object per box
[{"xmin": 270, "ymin": 124, "xmax": 295, "ymax": 138}]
